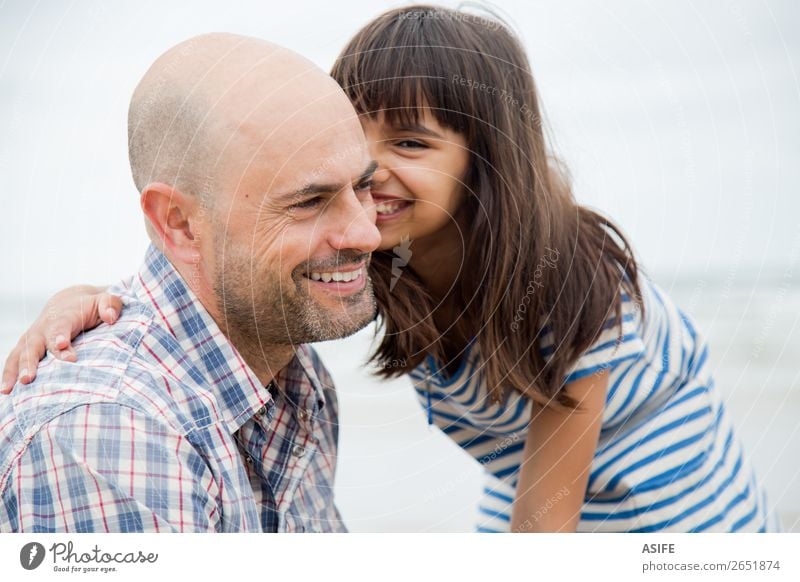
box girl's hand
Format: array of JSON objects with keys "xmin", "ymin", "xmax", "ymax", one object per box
[{"xmin": 1, "ymin": 285, "xmax": 122, "ymax": 393}]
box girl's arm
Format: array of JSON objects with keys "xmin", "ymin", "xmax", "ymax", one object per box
[
  {"xmin": 511, "ymin": 369, "xmax": 610, "ymax": 532},
  {"xmin": 1, "ymin": 285, "xmax": 122, "ymax": 393}
]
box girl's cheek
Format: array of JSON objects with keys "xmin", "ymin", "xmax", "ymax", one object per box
[{"xmin": 376, "ymin": 234, "xmax": 398, "ymax": 252}]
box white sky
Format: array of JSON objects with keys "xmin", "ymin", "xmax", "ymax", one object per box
[{"xmin": 1, "ymin": 0, "xmax": 799, "ymax": 298}]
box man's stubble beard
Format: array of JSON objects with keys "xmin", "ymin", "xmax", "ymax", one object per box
[{"xmin": 212, "ymin": 239, "xmax": 377, "ymax": 350}]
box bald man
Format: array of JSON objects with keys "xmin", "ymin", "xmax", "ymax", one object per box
[{"xmin": 0, "ymin": 34, "xmax": 380, "ymax": 532}]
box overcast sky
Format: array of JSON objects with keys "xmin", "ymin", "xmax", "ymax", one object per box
[{"xmin": 1, "ymin": 0, "xmax": 798, "ymax": 299}]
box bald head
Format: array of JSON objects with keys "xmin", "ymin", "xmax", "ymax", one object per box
[{"xmin": 128, "ymin": 33, "xmax": 352, "ymax": 204}]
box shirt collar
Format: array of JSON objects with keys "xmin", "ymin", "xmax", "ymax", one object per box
[{"xmin": 131, "ymin": 244, "xmax": 327, "ymax": 433}]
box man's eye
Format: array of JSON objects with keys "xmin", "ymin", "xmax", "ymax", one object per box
[
  {"xmin": 356, "ymin": 180, "xmax": 373, "ymax": 192},
  {"xmin": 292, "ymin": 197, "xmax": 322, "ymax": 209}
]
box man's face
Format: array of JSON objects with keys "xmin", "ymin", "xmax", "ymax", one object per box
[{"xmin": 205, "ymin": 86, "xmax": 382, "ymax": 347}]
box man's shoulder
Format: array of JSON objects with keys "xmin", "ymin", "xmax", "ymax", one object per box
[
  {"xmin": 0, "ymin": 299, "xmax": 223, "ymax": 470},
  {"xmin": 0, "ymin": 304, "xmax": 148, "ymax": 440},
  {"xmin": 0, "ymin": 369, "xmax": 220, "ymax": 505}
]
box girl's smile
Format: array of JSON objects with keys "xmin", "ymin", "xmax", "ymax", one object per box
[{"xmin": 372, "ymin": 192, "xmax": 414, "ymax": 224}]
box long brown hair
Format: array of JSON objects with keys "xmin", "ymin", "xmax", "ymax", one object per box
[{"xmin": 331, "ymin": 5, "xmax": 644, "ymax": 410}]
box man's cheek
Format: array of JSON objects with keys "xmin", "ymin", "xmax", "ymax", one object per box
[
  {"xmin": 279, "ymin": 225, "xmax": 327, "ymax": 271},
  {"xmin": 246, "ymin": 222, "xmax": 289, "ymax": 270}
]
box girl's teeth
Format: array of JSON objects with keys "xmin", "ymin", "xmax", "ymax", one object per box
[
  {"xmin": 376, "ymin": 201, "xmax": 408, "ymax": 214},
  {"xmin": 309, "ymin": 268, "xmax": 362, "ymax": 283}
]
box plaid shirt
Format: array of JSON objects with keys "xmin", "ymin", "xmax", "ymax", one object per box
[{"xmin": 0, "ymin": 244, "xmax": 345, "ymax": 532}]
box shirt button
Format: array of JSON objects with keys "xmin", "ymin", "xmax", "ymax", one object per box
[
  {"xmin": 291, "ymin": 444, "xmax": 305, "ymax": 458},
  {"xmin": 257, "ymin": 406, "xmax": 267, "ymax": 417},
  {"xmin": 245, "ymin": 455, "xmax": 253, "ymax": 464},
  {"xmin": 297, "ymin": 408, "xmax": 312, "ymax": 421}
]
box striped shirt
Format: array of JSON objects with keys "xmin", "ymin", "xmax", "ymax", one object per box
[
  {"xmin": 410, "ymin": 273, "xmax": 782, "ymax": 532},
  {"xmin": 0, "ymin": 244, "xmax": 344, "ymax": 533}
]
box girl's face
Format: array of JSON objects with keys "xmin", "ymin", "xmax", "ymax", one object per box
[{"xmin": 360, "ymin": 110, "xmax": 470, "ymax": 251}]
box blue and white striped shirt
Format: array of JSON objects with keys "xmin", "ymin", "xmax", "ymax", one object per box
[
  {"xmin": 0, "ymin": 244, "xmax": 344, "ymax": 532},
  {"xmin": 410, "ymin": 273, "xmax": 782, "ymax": 532}
]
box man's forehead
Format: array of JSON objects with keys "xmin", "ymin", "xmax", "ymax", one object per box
[
  {"xmin": 213, "ymin": 82, "xmax": 368, "ymax": 195},
  {"xmin": 257, "ymin": 124, "xmax": 369, "ymax": 184}
]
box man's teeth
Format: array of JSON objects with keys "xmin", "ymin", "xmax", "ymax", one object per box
[
  {"xmin": 309, "ymin": 268, "xmax": 363, "ymax": 283},
  {"xmin": 375, "ymin": 200, "xmax": 408, "ymax": 215}
]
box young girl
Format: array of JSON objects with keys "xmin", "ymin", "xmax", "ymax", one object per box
[{"xmin": 3, "ymin": 5, "xmax": 781, "ymax": 533}]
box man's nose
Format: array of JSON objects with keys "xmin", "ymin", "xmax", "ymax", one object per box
[
  {"xmin": 371, "ymin": 164, "xmax": 391, "ymax": 186},
  {"xmin": 365, "ymin": 135, "xmax": 391, "ymax": 184},
  {"xmin": 327, "ymin": 189, "xmax": 382, "ymax": 253}
]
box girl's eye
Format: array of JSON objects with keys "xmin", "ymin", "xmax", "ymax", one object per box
[
  {"xmin": 356, "ymin": 180, "xmax": 373, "ymax": 192},
  {"xmin": 395, "ymin": 139, "xmax": 427, "ymax": 149}
]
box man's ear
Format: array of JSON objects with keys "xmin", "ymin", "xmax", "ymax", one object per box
[{"xmin": 140, "ymin": 182, "xmax": 202, "ymax": 264}]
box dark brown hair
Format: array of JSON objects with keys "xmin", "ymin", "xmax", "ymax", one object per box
[{"xmin": 331, "ymin": 5, "xmax": 644, "ymax": 410}]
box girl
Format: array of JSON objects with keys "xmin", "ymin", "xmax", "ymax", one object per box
[{"xmin": 2, "ymin": 5, "xmax": 781, "ymax": 533}]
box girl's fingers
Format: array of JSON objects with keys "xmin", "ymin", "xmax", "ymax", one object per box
[
  {"xmin": 1, "ymin": 346, "xmax": 21, "ymax": 393},
  {"xmin": 48, "ymin": 333, "xmax": 77, "ymax": 362},
  {"xmin": 54, "ymin": 346, "xmax": 78, "ymax": 362},
  {"xmin": 53, "ymin": 333, "xmax": 70, "ymax": 351},
  {"xmin": 17, "ymin": 339, "xmax": 47, "ymax": 385},
  {"xmin": 98, "ymin": 293, "xmax": 122, "ymax": 325}
]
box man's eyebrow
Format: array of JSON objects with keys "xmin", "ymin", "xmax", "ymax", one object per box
[
  {"xmin": 278, "ymin": 160, "xmax": 378, "ymax": 204},
  {"xmin": 358, "ymin": 160, "xmax": 379, "ymax": 183}
]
